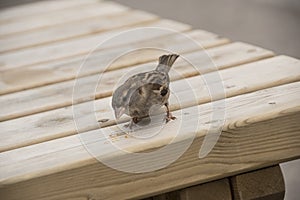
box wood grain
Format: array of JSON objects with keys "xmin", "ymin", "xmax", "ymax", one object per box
[
  {"xmin": 0, "ymin": 0, "xmax": 100, "ymax": 23},
  {"xmin": 1, "ymin": 1, "xmax": 299, "ymax": 199},
  {"xmin": 0, "ymin": 1, "xmax": 126, "ymax": 37},
  {"xmin": 0, "ymin": 19, "xmax": 190, "ymax": 71},
  {"xmin": 0, "ymin": 29, "xmax": 229, "ymax": 95},
  {"xmin": 0, "ymin": 54, "xmax": 298, "ymax": 154},
  {"xmin": 1, "ymin": 69, "xmax": 300, "ymax": 170},
  {"xmin": 0, "ymin": 81, "xmax": 299, "ymax": 199},
  {"xmin": 4, "ymin": 54, "xmax": 300, "ymax": 153},
  {"xmin": 0, "ymin": 42, "xmax": 274, "ymax": 122},
  {"xmin": 0, "ymin": 10, "xmax": 159, "ymax": 53}
]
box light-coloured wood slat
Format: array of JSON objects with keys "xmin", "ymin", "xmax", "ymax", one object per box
[
  {"xmin": 0, "ymin": 80, "xmax": 299, "ymax": 199},
  {"xmin": 1, "ymin": 55, "xmax": 297, "ymax": 153},
  {"xmin": 0, "ymin": 42, "xmax": 274, "ymax": 122},
  {"xmin": 0, "ymin": 1, "xmax": 126, "ymax": 37},
  {"xmin": 0, "ymin": 29, "xmax": 229, "ymax": 95},
  {"xmin": 0, "ymin": 10, "xmax": 158, "ymax": 53},
  {"xmin": 0, "ymin": 19, "xmax": 190, "ymax": 71},
  {"xmin": 0, "ymin": 0, "xmax": 100, "ymax": 23},
  {"xmin": 0, "ymin": 29, "xmax": 228, "ymax": 152}
]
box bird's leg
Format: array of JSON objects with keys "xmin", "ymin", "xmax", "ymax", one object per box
[
  {"xmin": 133, "ymin": 117, "xmax": 140, "ymax": 124},
  {"xmin": 125, "ymin": 117, "xmax": 140, "ymax": 129},
  {"xmin": 165, "ymin": 103, "xmax": 176, "ymax": 123}
]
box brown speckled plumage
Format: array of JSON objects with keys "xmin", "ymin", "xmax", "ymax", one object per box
[{"xmin": 112, "ymin": 54, "xmax": 179, "ymax": 128}]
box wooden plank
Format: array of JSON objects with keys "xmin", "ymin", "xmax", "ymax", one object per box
[
  {"xmin": 0, "ymin": 29, "xmax": 229, "ymax": 95},
  {"xmin": 230, "ymin": 165, "xmax": 285, "ymax": 200},
  {"xmin": 0, "ymin": 55, "xmax": 297, "ymax": 153},
  {"xmin": 0, "ymin": 0, "xmax": 100, "ymax": 23},
  {"xmin": 0, "ymin": 19, "xmax": 190, "ymax": 71},
  {"xmin": 0, "ymin": 10, "xmax": 159, "ymax": 53},
  {"xmin": 0, "ymin": 1, "xmax": 127, "ymax": 37},
  {"xmin": 0, "ymin": 81, "xmax": 299, "ymax": 199},
  {"xmin": 0, "ymin": 42, "xmax": 274, "ymax": 122}
]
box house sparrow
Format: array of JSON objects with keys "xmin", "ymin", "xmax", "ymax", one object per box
[{"xmin": 112, "ymin": 54, "xmax": 179, "ymax": 128}]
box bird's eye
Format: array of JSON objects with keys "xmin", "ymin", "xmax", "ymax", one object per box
[
  {"xmin": 138, "ymin": 87, "xmax": 144, "ymax": 95},
  {"xmin": 160, "ymin": 88, "xmax": 168, "ymax": 96}
]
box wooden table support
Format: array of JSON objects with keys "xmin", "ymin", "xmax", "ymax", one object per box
[
  {"xmin": 146, "ymin": 165, "xmax": 284, "ymax": 200},
  {"xmin": 231, "ymin": 165, "xmax": 285, "ymax": 200},
  {"xmin": 152, "ymin": 179, "xmax": 231, "ymax": 200}
]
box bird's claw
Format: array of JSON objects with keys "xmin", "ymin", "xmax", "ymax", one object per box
[{"xmin": 166, "ymin": 115, "xmax": 176, "ymax": 123}]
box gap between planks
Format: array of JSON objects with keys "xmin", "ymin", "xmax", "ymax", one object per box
[
  {"xmin": 0, "ymin": 42, "xmax": 274, "ymax": 122},
  {"xmin": 1, "ymin": 55, "xmax": 299, "ymax": 153},
  {"xmin": 0, "ymin": 81, "xmax": 299, "ymax": 199},
  {"xmin": 0, "ymin": 29, "xmax": 229, "ymax": 95},
  {"xmin": 0, "ymin": 19, "xmax": 191, "ymax": 71},
  {"xmin": 0, "ymin": 10, "xmax": 160, "ymax": 53},
  {"xmin": 0, "ymin": 0, "xmax": 102, "ymax": 23},
  {"xmin": 0, "ymin": 1, "xmax": 126, "ymax": 38},
  {"xmin": 3, "ymin": 80, "xmax": 300, "ymax": 173}
]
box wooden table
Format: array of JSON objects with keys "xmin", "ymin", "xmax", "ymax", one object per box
[{"xmin": 0, "ymin": 0, "xmax": 299, "ymax": 199}]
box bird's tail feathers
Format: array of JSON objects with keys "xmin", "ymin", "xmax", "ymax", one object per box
[
  {"xmin": 156, "ymin": 54, "xmax": 179, "ymax": 73},
  {"xmin": 159, "ymin": 54, "xmax": 179, "ymax": 66}
]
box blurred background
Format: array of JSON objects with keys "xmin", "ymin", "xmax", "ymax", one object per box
[
  {"xmin": 111, "ymin": 0, "xmax": 300, "ymax": 59},
  {"xmin": 1, "ymin": 0, "xmax": 299, "ymax": 58},
  {"xmin": 0, "ymin": 0, "xmax": 299, "ymax": 199}
]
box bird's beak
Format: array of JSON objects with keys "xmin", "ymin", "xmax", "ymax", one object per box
[{"xmin": 114, "ymin": 107, "xmax": 125, "ymax": 119}]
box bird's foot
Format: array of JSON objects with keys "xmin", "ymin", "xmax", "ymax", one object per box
[
  {"xmin": 165, "ymin": 103, "xmax": 176, "ymax": 123},
  {"xmin": 166, "ymin": 114, "xmax": 176, "ymax": 123},
  {"xmin": 124, "ymin": 117, "xmax": 139, "ymax": 130}
]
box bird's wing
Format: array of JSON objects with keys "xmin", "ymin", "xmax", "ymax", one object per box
[
  {"xmin": 123, "ymin": 71, "xmax": 168, "ymax": 101},
  {"xmin": 113, "ymin": 71, "xmax": 168, "ymax": 108},
  {"xmin": 130, "ymin": 71, "xmax": 168, "ymax": 86}
]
